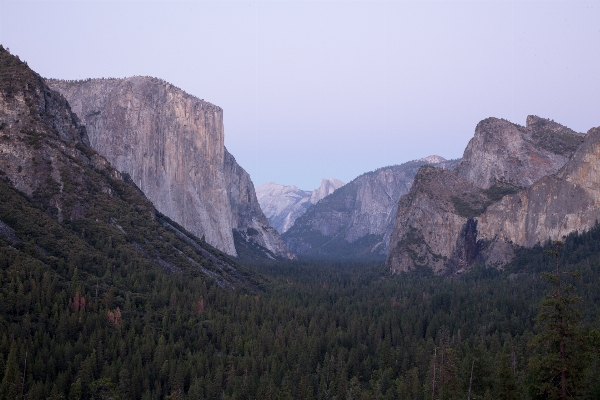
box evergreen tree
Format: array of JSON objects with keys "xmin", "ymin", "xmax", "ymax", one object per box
[
  {"xmin": 0, "ymin": 341, "xmax": 20, "ymax": 400},
  {"xmin": 529, "ymin": 242, "xmax": 585, "ymax": 399},
  {"xmin": 494, "ymin": 352, "xmax": 518, "ymax": 400}
]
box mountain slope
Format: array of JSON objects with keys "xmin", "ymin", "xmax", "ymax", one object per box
[
  {"xmin": 256, "ymin": 178, "xmax": 344, "ymax": 234},
  {"xmin": 46, "ymin": 76, "xmax": 293, "ymax": 260},
  {"xmin": 283, "ymin": 157, "xmax": 458, "ymax": 259},
  {"xmin": 455, "ymin": 116, "xmax": 584, "ymax": 189},
  {"xmin": 0, "ymin": 45, "xmax": 259, "ymax": 291}
]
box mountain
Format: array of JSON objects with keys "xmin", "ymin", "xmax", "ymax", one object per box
[
  {"xmin": 387, "ymin": 116, "xmax": 587, "ymax": 274},
  {"xmin": 282, "ymin": 157, "xmax": 458, "ymax": 260},
  {"xmin": 47, "ymin": 76, "xmax": 293, "ymax": 260},
  {"xmin": 476, "ymin": 125, "xmax": 600, "ymax": 262},
  {"xmin": 0, "ymin": 45, "xmax": 258, "ymax": 289},
  {"xmin": 256, "ymin": 178, "xmax": 344, "ymax": 234}
]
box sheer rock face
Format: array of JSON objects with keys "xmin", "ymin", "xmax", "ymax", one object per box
[
  {"xmin": 48, "ymin": 77, "xmax": 292, "ymax": 258},
  {"xmin": 387, "ymin": 167, "xmax": 488, "ymax": 274},
  {"xmin": 283, "ymin": 157, "xmax": 458, "ymax": 259},
  {"xmin": 224, "ymin": 150, "xmax": 295, "ymax": 259},
  {"xmin": 256, "ymin": 178, "xmax": 344, "ymax": 234},
  {"xmin": 387, "ymin": 116, "xmax": 587, "ymax": 274},
  {"xmin": 455, "ymin": 116, "xmax": 584, "ymax": 189},
  {"xmin": 476, "ymin": 127, "xmax": 600, "ymax": 256}
]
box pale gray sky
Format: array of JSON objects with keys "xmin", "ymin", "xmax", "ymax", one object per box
[{"xmin": 1, "ymin": 1, "xmax": 599, "ymax": 190}]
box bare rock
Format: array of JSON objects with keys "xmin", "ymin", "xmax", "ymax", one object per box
[
  {"xmin": 455, "ymin": 116, "xmax": 583, "ymax": 189},
  {"xmin": 476, "ymin": 126, "xmax": 600, "ymax": 258},
  {"xmin": 283, "ymin": 157, "xmax": 458, "ymax": 259},
  {"xmin": 224, "ymin": 149, "xmax": 295, "ymax": 259},
  {"xmin": 256, "ymin": 178, "xmax": 344, "ymax": 234},
  {"xmin": 387, "ymin": 166, "xmax": 489, "ymax": 274},
  {"xmin": 47, "ymin": 76, "xmax": 292, "ymax": 259}
]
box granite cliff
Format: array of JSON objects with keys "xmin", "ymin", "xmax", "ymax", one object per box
[
  {"xmin": 256, "ymin": 178, "xmax": 344, "ymax": 234},
  {"xmin": 476, "ymin": 126, "xmax": 600, "ymax": 258},
  {"xmin": 283, "ymin": 157, "xmax": 458, "ymax": 259},
  {"xmin": 0, "ymin": 46, "xmax": 258, "ymax": 289},
  {"xmin": 47, "ymin": 76, "xmax": 293, "ymax": 259},
  {"xmin": 387, "ymin": 116, "xmax": 586, "ymax": 274}
]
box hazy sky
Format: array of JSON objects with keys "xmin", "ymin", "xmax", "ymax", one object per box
[{"xmin": 1, "ymin": 1, "xmax": 599, "ymax": 190}]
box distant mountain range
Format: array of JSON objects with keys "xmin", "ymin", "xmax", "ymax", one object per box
[
  {"xmin": 4, "ymin": 45, "xmax": 600, "ymax": 275},
  {"xmin": 280, "ymin": 156, "xmax": 458, "ymax": 260},
  {"xmin": 256, "ymin": 178, "xmax": 344, "ymax": 234}
]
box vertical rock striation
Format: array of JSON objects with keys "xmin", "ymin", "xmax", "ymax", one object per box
[{"xmin": 47, "ymin": 77, "xmax": 293, "ymax": 259}]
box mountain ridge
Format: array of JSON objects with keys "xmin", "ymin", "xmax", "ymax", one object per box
[
  {"xmin": 256, "ymin": 178, "xmax": 344, "ymax": 234},
  {"xmin": 0, "ymin": 45, "xmax": 258, "ymax": 289},
  {"xmin": 283, "ymin": 156, "xmax": 458, "ymax": 259}
]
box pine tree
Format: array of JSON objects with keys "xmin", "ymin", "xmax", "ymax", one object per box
[
  {"xmin": 0, "ymin": 341, "xmax": 20, "ymax": 400},
  {"xmin": 529, "ymin": 241, "xmax": 586, "ymax": 399},
  {"xmin": 494, "ymin": 352, "xmax": 518, "ymax": 400}
]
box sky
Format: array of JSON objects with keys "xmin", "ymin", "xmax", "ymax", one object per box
[{"xmin": 1, "ymin": 1, "xmax": 599, "ymax": 190}]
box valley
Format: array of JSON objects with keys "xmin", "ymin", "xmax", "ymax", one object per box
[{"xmin": 1, "ymin": 44, "xmax": 600, "ymax": 399}]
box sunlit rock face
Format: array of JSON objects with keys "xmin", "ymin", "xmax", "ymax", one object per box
[
  {"xmin": 48, "ymin": 77, "xmax": 293, "ymax": 259},
  {"xmin": 256, "ymin": 178, "xmax": 345, "ymax": 234},
  {"xmin": 387, "ymin": 116, "xmax": 588, "ymax": 275}
]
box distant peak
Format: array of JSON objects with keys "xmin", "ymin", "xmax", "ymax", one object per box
[
  {"xmin": 320, "ymin": 178, "xmax": 345, "ymax": 187},
  {"xmin": 310, "ymin": 178, "xmax": 345, "ymax": 204},
  {"xmin": 419, "ymin": 155, "xmax": 446, "ymax": 164}
]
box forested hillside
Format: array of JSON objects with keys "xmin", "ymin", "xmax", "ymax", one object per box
[{"xmin": 2, "ymin": 202, "xmax": 600, "ymax": 398}]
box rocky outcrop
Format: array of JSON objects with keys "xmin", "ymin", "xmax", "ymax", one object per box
[
  {"xmin": 455, "ymin": 116, "xmax": 584, "ymax": 189},
  {"xmin": 476, "ymin": 126, "xmax": 600, "ymax": 260},
  {"xmin": 283, "ymin": 157, "xmax": 458, "ymax": 259},
  {"xmin": 387, "ymin": 116, "xmax": 588, "ymax": 274},
  {"xmin": 47, "ymin": 76, "xmax": 293, "ymax": 259},
  {"xmin": 387, "ymin": 166, "xmax": 491, "ymax": 274},
  {"xmin": 256, "ymin": 178, "xmax": 344, "ymax": 234},
  {"xmin": 224, "ymin": 150, "xmax": 295, "ymax": 259}
]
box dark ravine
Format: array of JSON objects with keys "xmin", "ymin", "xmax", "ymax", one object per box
[
  {"xmin": 387, "ymin": 115, "xmax": 591, "ymax": 274},
  {"xmin": 47, "ymin": 76, "xmax": 293, "ymax": 260},
  {"xmin": 223, "ymin": 150, "xmax": 296, "ymax": 260}
]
